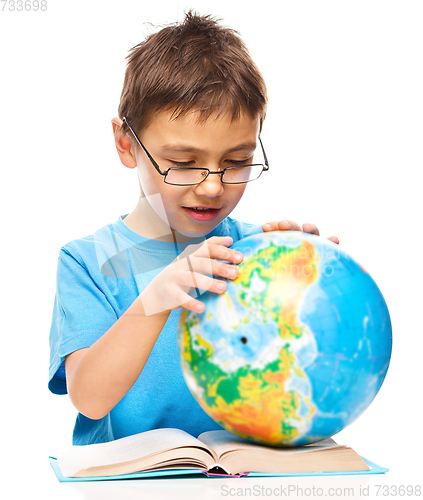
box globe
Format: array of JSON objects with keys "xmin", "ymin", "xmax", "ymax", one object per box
[{"xmin": 177, "ymin": 231, "xmax": 392, "ymax": 447}]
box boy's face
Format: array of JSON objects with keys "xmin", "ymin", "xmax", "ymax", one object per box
[{"xmin": 124, "ymin": 109, "xmax": 260, "ymax": 239}]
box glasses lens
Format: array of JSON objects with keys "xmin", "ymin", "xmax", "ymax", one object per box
[
  {"xmin": 165, "ymin": 165, "xmax": 264, "ymax": 185},
  {"xmin": 165, "ymin": 169, "xmax": 209, "ymax": 185},
  {"xmin": 223, "ymin": 165, "xmax": 263, "ymax": 184}
]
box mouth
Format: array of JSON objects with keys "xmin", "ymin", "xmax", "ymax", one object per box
[{"xmin": 182, "ymin": 206, "xmax": 222, "ymax": 221}]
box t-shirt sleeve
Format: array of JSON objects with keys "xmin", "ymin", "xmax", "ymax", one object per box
[
  {"xmin": 238, "ymin": 220, "xmax": 264, "ymax": 239},
  {"xmin": 224, "ymin": 217, "xmax": 264, "ymax": 242},
  {"xmin": 48, "ymin": 246, "xmax": 118, "ymax": 395}
]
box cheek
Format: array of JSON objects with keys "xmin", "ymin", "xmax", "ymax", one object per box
[
  {"xmin": 227, "ymin": 184, "xmax": 247, "ymax": 204},
  {"xmin": 137, "ymin": 163, "xmax": 161, "ymax": 194}
]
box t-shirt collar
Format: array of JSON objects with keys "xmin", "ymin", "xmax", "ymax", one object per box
[{"xmin": 114, "ymin": 214, "xmax": 227, "ymax": 254}]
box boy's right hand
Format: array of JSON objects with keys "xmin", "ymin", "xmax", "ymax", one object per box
[{"xmin": 139, "ymin": 236, "xmax": 243, "ymax": 316}]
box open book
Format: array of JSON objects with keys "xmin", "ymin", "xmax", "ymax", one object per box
[{"xmin": 52, "ymin": 429, "xmax": 379, "ymax": 480}]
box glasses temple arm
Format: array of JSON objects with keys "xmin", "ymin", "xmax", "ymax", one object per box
[
  {"xmin": 123, "ymin": 117, "xmax": 164, "ymax": 175},
  {"xmin": 258, "ymin": 137, "xmax": 269, "ymax": 168}
]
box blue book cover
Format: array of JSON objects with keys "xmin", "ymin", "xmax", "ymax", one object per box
[{"xmin": 49, "ymin": 456, "xmax": 388, "ymax": 482}]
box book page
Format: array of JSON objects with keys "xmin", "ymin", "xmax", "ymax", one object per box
[
  {"xmin": 198, "ymin": 430, "xmax": 343, "ymax": 460},
  {"xmin": 58, "ymin": 428, "xmax": 216, "ymax": 477}
]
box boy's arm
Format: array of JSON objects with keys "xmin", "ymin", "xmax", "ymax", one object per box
[
  {"xmin": 65, "ymin": 295, "xmax": 170, "ymax": 420},
  {"xmin": 65, "ymin": 235, "xmax": 241, "ymax": 420}
]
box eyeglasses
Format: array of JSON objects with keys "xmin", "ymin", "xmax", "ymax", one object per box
[{"xmin": 123, "ymin": 117, "xmax": 269, "ymax": 186}]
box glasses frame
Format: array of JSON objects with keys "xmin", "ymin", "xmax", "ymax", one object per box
[{"xmin": 123, "ymin": 117, "xmax": 269, "ymax": 186}]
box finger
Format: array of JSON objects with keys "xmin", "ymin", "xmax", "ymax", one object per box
[
  {"xmin": 199, "ymin": 239, "xmax": 243, "ymax": 264},
  {"xmin": 185, "ymin": 236, "xmax": 234, "ymax": 262},
  {"xmin": 262, "ymin": 221, "xmax": 279, "ymax": 231},
  {"xmin": 177, "ymin": 290, "xmax": 206, "ymax": 314},
  {"xmin": 302, "ymin": 223, "xmax": 320, "ymax": 236},
  {"xmin": 327, "ymin": 236, "xmax": 340, "ymax": 244},
  {"xmin": 189, "ymin": 255, "xmax": 239, "ymax": 283},
  {"xmin": 181, "ymin": 298, "xmax": 206, "ymax": 314},
  {"xmin": 155, "ymin": 274, "xmax": 222, "ymax": 315},
  {"xmin": 175, "ymin": 251, "xmax": 236, "ymax": 290},
  {"xmin": 206, "ymin": 235, "xmax": 234, "ymax": 247},
  {"xmin": 277, "ymin": 220, "xmax": 302, "ymax": 231},
  {"xmin": 178, "ymin": 265, "xmax": 228, "ymax": 295}
]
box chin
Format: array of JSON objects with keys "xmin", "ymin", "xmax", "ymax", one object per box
[
  {"xmin": 178, "ymin": 220, "xmax": 222, "ymax": 239},
  {"xmin": 178, "ymin": 228, "xmax": 208, "ymax": 238}
]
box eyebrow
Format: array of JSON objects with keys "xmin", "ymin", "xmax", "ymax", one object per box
[{"xmin": 160, "ymin": 142, "xmax": 257, "ymax": 154}]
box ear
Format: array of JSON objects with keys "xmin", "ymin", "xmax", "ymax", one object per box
[{"xmin": 111, "ymin": 117, "xmax": 137, "ymax": 170}]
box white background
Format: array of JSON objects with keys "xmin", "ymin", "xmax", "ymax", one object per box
[{"xmin": 1, "ymin": 1, "xmax": 422, "ymax": 498}]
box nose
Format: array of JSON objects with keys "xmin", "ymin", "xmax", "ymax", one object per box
[{"xmin": 194, "ymin": 169, "xmax": 225, "ymax": 196}]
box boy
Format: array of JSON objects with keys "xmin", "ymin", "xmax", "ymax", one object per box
[{"xmin": 48, "ymin": 11, "xmax": 338, "ymax": 446}]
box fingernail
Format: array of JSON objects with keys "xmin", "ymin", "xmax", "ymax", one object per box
[
  {"xmin": 217, "ymin": 282, "xmax": 225, "ymax": 291},
  {"xmin": 235, "ymin": 252, "xmax": 243, "ymax": 261},
  {"xmin": 229, "ymin": 268, "xmax": 238, "ymax": 278},
  {"xmin": 263, "ymin": 224, "xmax": 271, "ymax": 229}
]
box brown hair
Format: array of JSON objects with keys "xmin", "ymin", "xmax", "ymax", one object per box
[{"xmin": 118, "ymin": 10, "xmax": 268, "ymax": 139}]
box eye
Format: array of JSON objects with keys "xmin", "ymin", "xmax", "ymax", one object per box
[
  {"xmin": 170, "ymin": 160, "xmax": 196, "ymax": 167},
  {"xmin": 226, "ymin": 158, "xmax": 253, "ymax": 166}
]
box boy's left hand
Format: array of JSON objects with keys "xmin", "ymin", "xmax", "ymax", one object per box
[{"xmin": 262, "ymin": 220, "xmax": 339, "ymax": 245}]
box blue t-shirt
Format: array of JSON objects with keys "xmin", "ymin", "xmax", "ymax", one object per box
[{"xmin": 48, "ymin": 214, "xmax": 263, "ymax": 445}]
